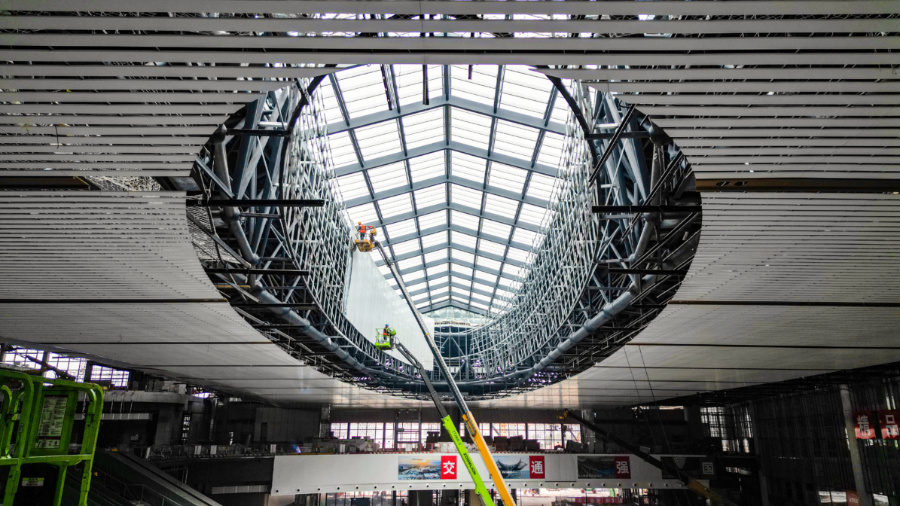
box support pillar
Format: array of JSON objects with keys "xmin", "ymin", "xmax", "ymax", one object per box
[{"xmin": 840, "ymin": 385, "xmax": 871, "ymax": 506}]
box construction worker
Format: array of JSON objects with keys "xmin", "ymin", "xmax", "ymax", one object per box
[
  {"xmin": 368, "ymin": 226, "xmax": 377, "ymax": 244},
  {"xmin": 383, "ymin": 324, "xmax": 396, "ymax": 343},
  {"xmin": 357, "ymin": 221, "xmax": 367, "ymax": 242}
]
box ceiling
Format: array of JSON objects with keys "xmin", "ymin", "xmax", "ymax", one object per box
[
  {"xmin": 1, "ymin": 0, "xmax": 899, "ymax": 407},
  {"xmin": 324, "ymin": 64, "xmax": 570, "ymax": 317}
]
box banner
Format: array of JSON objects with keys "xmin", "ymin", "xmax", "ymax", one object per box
[
  {"xmin": 853, "ymin": 411, "xmax": 876, "ymax": 440},
  {"xmin": 440, "ymin": 456, "xmax": 457, "ymax": 479},
  {"xmin": 399, "ymin": 456, "xmax": 441, "ymax": 480},
  {"xmin": 529, "ymin": 456, "xmax": 545, "ymax": 479},
  {"xmin": 494, "ymin": 456, "xmax": 530, "ymax": 479},
  {"xmin": 576, "ymin": 456, "xmax": 631, "ymax": 479},
  {"xmin": 877, "ymin": 410, "xmax": 900, "ymax": 440}
]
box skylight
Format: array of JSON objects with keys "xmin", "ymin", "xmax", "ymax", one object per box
[{"xmin": 323, "ymin": 64, "xmax": 566, "ymax": 317}]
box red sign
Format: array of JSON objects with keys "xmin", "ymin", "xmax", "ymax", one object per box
[
  {"xmin": 846, "ymin": 490, "xmax": 859, "ymax": 506},
  {"xmin": 853, "ymin": 411, "xmax": 876, "ymax": 440},
  {"xmin": 529, "ymin": 456, "xmax": 545, "ymax": 479},
  {"xmin": 878, "ymin": 410, "xmax": 900, "ymax": 440},
  {"xmin": 440, "ymin": 456, "xmax": 457, "ymax": 480},
  {"xmin": 613, "ymin": 456, "xmax": 631, "ymax": 479}
]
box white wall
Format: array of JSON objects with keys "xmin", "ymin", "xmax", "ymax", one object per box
[{"xmin": 345, "ymin": 249, "xmax": 434, "ymax": 370}]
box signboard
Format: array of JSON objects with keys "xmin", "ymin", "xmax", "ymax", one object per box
[
  {"xmin": 853, "ymin": 411, "xmax": 876, "ymax": 440},
  {"xmin": 577, "ymin": 456, "xmax": 631, "ymax": 479},
  {"xmin": 440, "ymin": 456, "xmax": 457, "ymax": 480},
  {"xmin": 661, "ymin": 457, "xmax": 712, "ymax": 479},
  {"xmin": 399, "ymin": 456, "xmax": 441, "ymax": 480},
  {"xmin": 495, "ymin": 456, "xmax": 530, "ymax": 479},
  {"xmin": 529, "ymin": 456, "xmax": 545, "ymax": 479},
  {"xmin": 877, "ymin": 410, "xmax": 899, "ymax": 440},
  {"xmin": 35, "ymin": 396, "xmax": 68, "ymax": 449}
]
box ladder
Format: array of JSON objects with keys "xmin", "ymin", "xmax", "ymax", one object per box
[{"xmin": 373, "ymin": 241, "xmax": 515, "ymax": 506}]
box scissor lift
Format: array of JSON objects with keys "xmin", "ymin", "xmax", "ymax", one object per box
[
  {"xmin": 0, "ymin": 368, "xmax": 104, "ymax": 506},
  {"xmin": 372, "ymin": 241, "xmax": 515, "ymax": 506}
]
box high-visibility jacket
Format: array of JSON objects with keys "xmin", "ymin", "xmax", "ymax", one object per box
[
  {"xmin": 358, "ymin": 223, "xmax": 367, "ymax": 234},
  {"xmin": 383, "ymin": 327, "xmax": 396, "ymax": 337}
]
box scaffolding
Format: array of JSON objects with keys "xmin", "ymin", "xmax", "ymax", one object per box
[{"xmin": 190, "ymin": 73, "xmax": 700, "ymax": 400}]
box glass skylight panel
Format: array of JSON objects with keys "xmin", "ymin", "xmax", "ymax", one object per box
[
  {"xmin": 450, "ymin": 65, "xmax": 498, "ymax": 106},
  {"xmin": 427, "ymin": 264, "xmax": 449, "ymax": 277},
  {"xmin": 449, "ymin": 152, "xmax": 487, "ymax": 183},
  {"xmin": 408, "ymin": 281, "xmax": 428, "ymax": 293},
  {"xmin": 451, "ymin": 211, "xmax": 479, "ymax": 232},
  {"xmin": 397, "ymin": 256, "xmax": 423, "ymax": 271},
  {"xmin": 328, "ymin": 132, "xmax": 359, "ymax": 168},
  {"xmin": 505, "ymin": 247, "xmax": 531, "ymax": 265},
  {"xmin": 345, "ymin": 203, "xmax": 379, "ymax": 226},
  {"xmin": 503, "ymin": 263, "xmax": 525, "ymax": 280},
  {"xmin": 367, "ymin": 161, "xmax": 408, "ymax": 193},
  {"xmin": 480, "ymin": 219, "xmax": 512, "ymax": 239},
  {"xmin": 450, "ymin": 231, "xmax": 477, "ymax": 250},
  {"xmin": 424, "ymin": 249, "xmax": 448, "ymax": 264},
  {"xmin": 332, "ymin": 172, "xmax": 369, "ymax": 201},
  {"xmin": 477, "ymin": 239, "xmax": 506, "ymax": 257},
  {"xmin": 483, "ymin": 193, "xmax": 519, "ymax": 218},
  {"xmin": 549, "ymin": 85, "xmax": 572, "ymax": 126},
  {"xmin": 492, "ymin": 120, "xmax": 540, "ymax": 162},
  {"xmin": 355, "ymin": 121, "xmax": 402, "ymax": 161},
  {"xmin": 470, "ymin": 301, "xmax": 489, "ymax": 311},
  {"xmin": 402, "ymin": 109, "xmax": 445, "ymax": 150},
  {"xmin": 413, "ymin": 184, "xmax": 447, "ymax": 209},
  {"xmin": 385, "ymin": 219, "xmax": 417, "ymax": 239},
  {"xmin": 450, "ymin": 109, "xmax": 492, "ymax": 151},
  {"xmin": 453, "ymin": 288, "xmax": 472, "ymax": 298},
  {"xmin": 473, "ymin": 270, "xmax": 498, "ymax": 285},
  {"xmin": 378, "ymin": 193, "xmax": 413, "ymax": 220},
  {"xmin": 412, "ymin": 292, "xmax": 430, "ymax": 303},
  {"xmin": 471, "ymin": 292, "xmax": 491, "ymax": 303},
  {"xmin": 452, "ymin": 249, "xmax": 475, "ymax": 264},
  {"xmin": 430, "ymin": 275, "xmax": 450, "ymax": 287},
  {"xmin": 476, "ymin": 256, "xmax": 502, "ymax": 272},
  {"xmin": 451, "ymin": 295, "xmax": 469, "ymax": 304},
  {"xmin": 499, "ymin": 66, "xmax": 553, "ymax": 119},
  {"xmin": 536, "ymin": 131, "xmax": 565, "ymax": 169},
  {"xmin": 512, "ymin": 228, "xmax": 539, "ymax": 248},
  {"xmin": 408, "ymin": 151, "xmax": 446, "ymax": 183},
  {"xmin": 336, "ymin": 65, "xmax": 390, "ymax": 117},
  {"xmin": 518, "ymin": 202, "xmax": 548, "ymax": 227},
  {"xmin": 403, "ymin": 270, "xmax": 425, "ymax": 284},
  {"xmin": 450, "ymin": 275, "xmax": 469, "ymax": 287},
  {"xmin": 391, "ymin": 239, "xmax": 420, "ymax": 257},
  {"xmin": 450, "ymin": 185, "xmax": 483, "ymax": 212},
  {"xmin": 487, "ymin": 162, "xmax": 528, "ymax": 193},
  {"xmin": 495, "ymin": 288, "xmax": 514, "ymax": 301},
  {"xmin": 417, "ymin": 210, "xmax": 447, "ymax": 231},
  {"xmin": 394, "ymin": 64, "xmax": 443, "ymax": 107},
  {"xmin": 525, "ymin": 173, "xmax": 557, "ymax": 202},
  {"xmin": 420, "ymin": 231, "xmax": 447, "ymax": 249},
  {"xmin": 432, "ymin": 294, "xmax": 450, "ymax": 303},
  {"xmin": 317, "ymin": 78, "xmax": 345, "ymax": 126}
]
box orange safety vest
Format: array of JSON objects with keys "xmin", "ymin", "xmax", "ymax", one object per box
[{"xmin": 358, "ymin": 224, "xmax": 367, "ymax": 234}]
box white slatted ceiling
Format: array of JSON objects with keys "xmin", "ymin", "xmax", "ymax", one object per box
[
  {"xmin": 476, "ymin": 192, "xmax": 900, "ymax": 408},
  {"xmin": 0, "ymin": 192, "xmax": 425, "ymax": 407}
]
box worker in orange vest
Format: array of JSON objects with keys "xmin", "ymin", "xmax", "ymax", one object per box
[{"xmin": 357, "ymin": 222, "xmax": 368, "ymax": 242}]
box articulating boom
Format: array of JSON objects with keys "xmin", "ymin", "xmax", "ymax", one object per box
[{"xmin": 373, "ymin": 241, "xmax": 514, "ymax": 506}]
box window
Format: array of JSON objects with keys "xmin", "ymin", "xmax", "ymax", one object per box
[
  {"xmin": 528, "ymin": 423, "xmax": 562, "ymax": 450},
  {"xmin": 330, "ymin": 423, "xmax": 349, "ymax": 439},
  {"xmin": 90, "ymin": 365, "xmax": 130, "ymax": 388}
]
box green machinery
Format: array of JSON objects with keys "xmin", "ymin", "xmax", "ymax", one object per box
[
  {"xmin": 373, "ymin": 241, "xmax": 514, "ymax": 506},
  {"xmin": 0, "ymin": 368, "xmax": 104, "ymax": 505}
]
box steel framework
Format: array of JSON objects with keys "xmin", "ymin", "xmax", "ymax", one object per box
[{"xmin": 185, "ymin": 71, "xmax": 700, "ymax": 400}]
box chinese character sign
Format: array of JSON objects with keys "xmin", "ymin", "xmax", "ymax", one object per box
[
  {"xmin": 878, "ymin": 410, "xmax": 900, "ymax": 440},
  {"xmin": 440, "ymin": 456, "xmax": 457, "ymax": 480},
  {"xmin": 613, "ymin": 456, "xmax": 631, "ymax": 479},
  {"xmin": 853, "ymin": 411, "xmax": 876, "ymax": 440},
  {"xmin": 529, "ymin": 456, "xmax": 545, "ymax": 479}
]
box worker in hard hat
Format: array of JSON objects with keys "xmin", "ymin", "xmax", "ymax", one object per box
[
  {"xmin": 357, "ymin": 221, "xmax": 367, "ymax": 242},
  {"xmin": 376, "ymin": 324, "xmax": 397, "ymax": 350}
]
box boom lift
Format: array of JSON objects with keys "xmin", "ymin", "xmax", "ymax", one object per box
[{"xmin": 371, "ymin": 240, "xmax": 515, "ymax": 506}]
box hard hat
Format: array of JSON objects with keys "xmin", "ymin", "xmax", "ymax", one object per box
[{"xmin": 385, "ymin": 324, "xmax": 390, "ymax": 326}]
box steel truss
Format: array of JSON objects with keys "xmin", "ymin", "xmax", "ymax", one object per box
[{"xmin": 186, "ymin": 76, "xmax": 700, "ymax": 400}]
